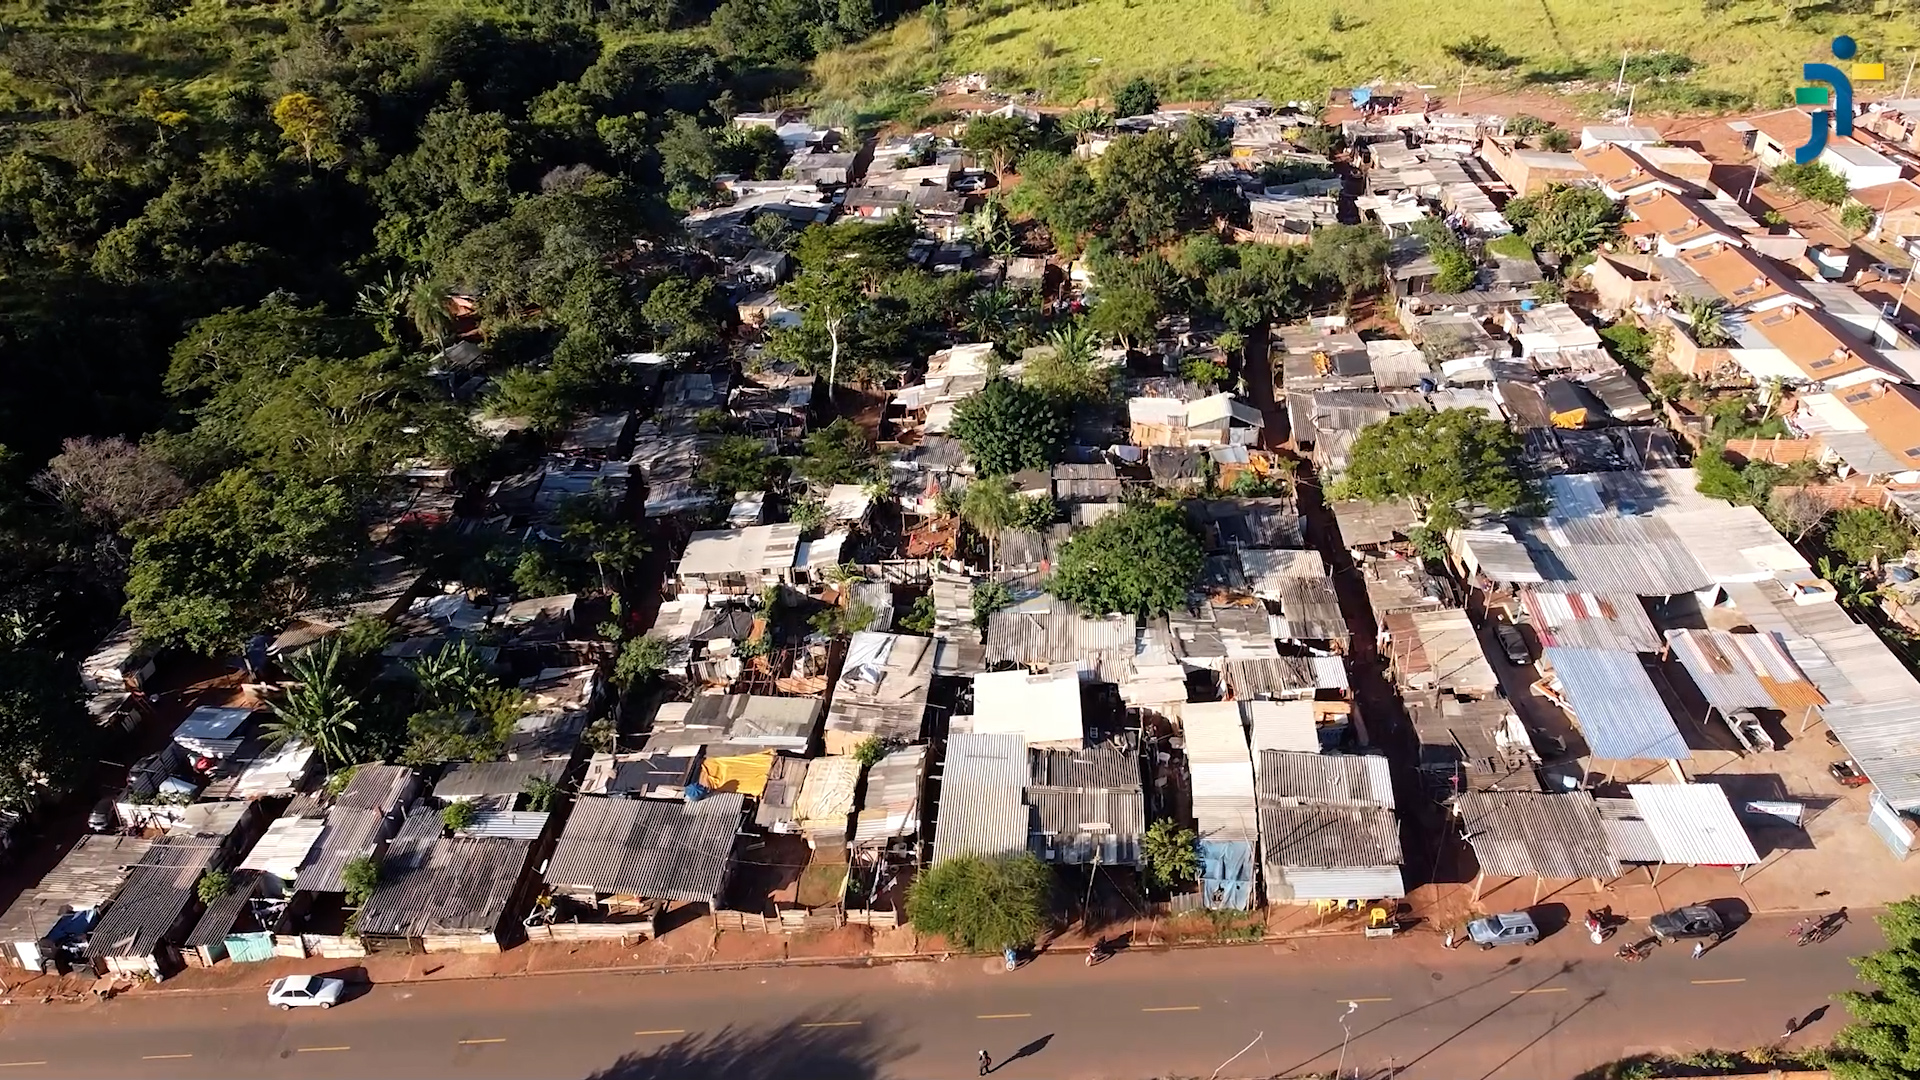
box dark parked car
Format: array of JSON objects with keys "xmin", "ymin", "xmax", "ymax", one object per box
[
  {"xmin": 1493, "ymin": 622, "xmax": 1531, "ymax": 666},
  {"xmin": 1649, "ymin": 904, "xmax": 1725, "ymax": 941}
]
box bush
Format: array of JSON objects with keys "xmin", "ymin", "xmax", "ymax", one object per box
[
  {"xmin": 900, "ymin": 593, "xmax": 936, "ymax": 633},
  {"xmin": 950, "ymin": 377, "xmax": 1067, "ymax": 477},
  {"xmin": 1772, "ymin": 161, "xmax": 1848, "ymax": 206},
  {"xmin": 196, "ymin": 869, "xmax": 233, "ymax": 906},
  {"xmin": 1112, "ymin": 76, "xmax": 1158, "ymax": 117},
  {"xmin": 1180, "ymin": 355, "xmax": 1229, "ymax": 386},
  {"xmin": 343, "ymin": 855, "xmax": 380, "ymax": 907},
  {"xmin": 614, "ymin": 634, "xmax": 672, "ymax": 687},
  {"xmin": 440, "ymin": 799, "xmax": 477, "ymax": 832},
  {"xmin": 1829, "ymin": 506, "xmax": 1917, "ymax": 566},
  {"xmin": 1486, "ymin": 233, "xmax": 1534, "ymax": 261},
  {"xmin": 852, "ymin": 735, "xmax": 888, "ymax": 767},
  {"xmin": 1841, "ymin": 201, "xmax": 1875, "ymax": 235},
  {"xmin": 906, "ymin": 852, "xmax": 1052, "ymax": 950},
  {"xmin": 1598, "ymin": 322, "xmax": 1652, "ymax": 370},
  {"xmin": 1442, "ymin": 34, "xmax": 1520, "ymax": 70}
]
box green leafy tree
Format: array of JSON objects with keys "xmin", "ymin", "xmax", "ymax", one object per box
[
  {"xmin": 1140, "ymin": 818, "xmax": 1200, "ymax": 890},
  {"xmin": 1334, "ymin": 409, "xmax": 1530, "ymax": 531},
  {"xmin": 272, "ymin": 91, "xmax": 344, "ymax": 169},
  {"xmin": 778, "ymin": 218, "xmax": 916, "ymax": 390},
  {"xmin": 962, "ymin": 115, "xmax": 1035, "ymax": 178},
  {"xmin": 0, "ymin": 646, "xmax": 94, "ymax": 811},
  {"xmin": 1112, "ymin": 76, "xmax": 1159, "ymax": 117},
  {"xmin": 906, "ymin": 852, "xmax": 1052, "ymax": 951},
  {"xmin": 522, "ymin": 776, "xmax": 560, "ymax": 812},
  {"xmin": 264, "ymin": 640, "xmax": 362, "ymax": 768},
  {"xmin": 1049, "ymin": 502, "xmax": 1203, "ymax": 616},
  {"xmin": 196, "ymin": 869, "xmax": 233, "ymax": 906},
  {"xmin": 1095, "ymin": 131, "xmax": 1202, "ymax": 251},
  {"xmin": 1829, "ymin": 507, "xmax": 1917, "ymax": 567},
  {"xmin": 1835, "ymin": 897, "xmax": 1920, "ymax": 1080},
  {"xmin": 1773, "ymin": 160, "xmax": 1849, "ymax": 206},
  {"xmin": 960, "ymin": 476, "xmax": 1018, "ymax": 570},
  {"xmin": 1841, "ymin": 201, "xmax": 1876, "ymax": 235},
  {"xmin": 1307, "ymin": 225, "xmax": 1390, "ymax": 309},
  {"xmin": 613, "ymin": 634, "xmax": 672, "ymax": 687},
  {"xmin": 1060, "ymin": 107, "xmax": 1113, "ymax": 147},
  {"xmin": 797, "ymin": 418, "xmax": 876, "ymax": 485},
  {"xmin": 125, "ymin": 469, "xmax": 365, "ymax": 655},
  {"xmin": 702, "ymin": 436, "xmax": 784, "ymax": 493},
  {"xmin": 950, "ymin": 377, "xmax": 1067, "ymax": 477},
  {"xmin": 643, "ymin": 275, "xmax": 731, "ymax": 353},
  {"xmin": 440, "ymin": 799, "xmax": 477, "ymax": 832},
  {"xmin": 1503, "ymin": 182, "xmax": 1621, "ymax": 256},
  {"xmin": 900, "ymin": 594, "xmax": 937, "ymax": 633},
  {"xmin": 971, "ymin": 579, "xmax": 1013, "ymax": 628},
  {"xmin": 342, "ymin": 855, "xmax": 380, "ymax": 907}
]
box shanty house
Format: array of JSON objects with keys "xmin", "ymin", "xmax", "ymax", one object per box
[
  {"xmin": 674, "ymin": 524, "xmax": 805, "ymax": 598},
  {"xmin": 1027, "ymin": 744, "xmax": 1144, "ymax": 866},
  {"xmin": 354, "ymin": 808, "xmax": 540, "ymax": 953},
  {"xmin": 0, "ymin": 834, "xmax": 154, "ymax": 972},
  {"xmin": 931, "ymin": 733, "xmax": 1031, "ymax": 866},
  {"xmin": 823, "ymin": 632, "xmax": 934, "ymax": 755},
  {"xmin": 1257, "ymin": 751, "xmax": 1403, "ymax": 902},
  {"xmin": 548, "ymin": 794, "xmax": 748, "ymax": 915}
]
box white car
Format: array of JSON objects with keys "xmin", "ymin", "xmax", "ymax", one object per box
[{"xmin": 268, "ymin": 975, "xmax": 346, "ymax": 1010}]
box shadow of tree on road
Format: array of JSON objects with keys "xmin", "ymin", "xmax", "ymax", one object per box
[{"xmin": 580, "ymin": 1014, "xmax": 909, "ymax": 1080}]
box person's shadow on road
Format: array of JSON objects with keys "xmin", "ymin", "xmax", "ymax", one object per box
[{"xmin": 988, "ymin": 1035, "xmax": 1053, "ymax": 1073}]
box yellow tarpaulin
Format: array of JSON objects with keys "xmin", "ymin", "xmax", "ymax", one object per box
[{"xmin": 700, "ymin": 751, "xmax": 775, "ymax": 797}]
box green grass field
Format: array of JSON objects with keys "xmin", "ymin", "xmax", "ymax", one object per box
[{"xmin": 813, "ymin": 0, "xmax": 1920, "ymax": 114}]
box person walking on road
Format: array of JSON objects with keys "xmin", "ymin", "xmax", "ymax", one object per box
[
  {"xmin": 1782, "ymin": 1016, "xmax": 1801, "ymax": 1041},
  {"xmin": 979, "ymin": 1049, "xmax": 992, "ymax": 1075},
  {"xmin": 1444, "ymin": 928, "xmax": 1456, "ymax": 950},
  {"xmin": 1692, "ymin": 941, "xmax": 1706, "ymax": 960}
]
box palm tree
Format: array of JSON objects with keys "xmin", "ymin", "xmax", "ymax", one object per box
[
  {"xmin": 264, "ymin": 640, "xmax": 361, "ymax": 768},
  {"xmin": 1678, "ymin": 296, "xmax": 1732, "ymax": 348},
  {"xmin": 960, "ymin": 476, "xmax": 1018, "ymax": 571},
  {"xmin": 963, "ymin": 287, "xmax": 1016, "ymax": 342},
  {"xmin": 1046, "ymin": 321, "xmax": 1097, "ymax": 369},
  {"xmin": 408, "ymin": 275, "xmax": 455, "ymax": 352},
  {"xmin": 1060, "ymin": 108, "xmax": 1113, "ymax": 150}
]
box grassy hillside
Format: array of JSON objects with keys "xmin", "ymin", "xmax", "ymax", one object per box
[{"xmin": 813, "ymin": 0, "xmax": 1920, "ymax": 113}]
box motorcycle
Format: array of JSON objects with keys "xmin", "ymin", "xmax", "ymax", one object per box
[
  {"xmin": 1616, "ymin": 938, "xmax": 1655, "ymax": 963},
  {"xmin": 1085, "ymin": 941, "xmax": 1110, "ymax": 967},
  {"xmin": 1585, "ymin": 908, "xmax": 1616, "ymax": 945},
  {"xmin": 1003, "ymin": 947, "xmax": 1020, "ymax": 972}
]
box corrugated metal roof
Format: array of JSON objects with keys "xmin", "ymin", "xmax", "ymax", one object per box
[
  {"xmin": 853, "ymin": 745, "xmax": 926, "ymax": 847},
  {"xmin": 1273, "ymin": 577, "xmax": 1347, "ymax": 642},
  {"xmin": 459, "ymin": 811, "xmax": 550, "ymax": 840},
  {"xmin": 545, "ymin": 794, "xmax": 745, "ymax": 902},
  {"xmin": 1456, "ymin": 791, "xmax": 1619, "ymax": 878},
  {"xmin": 335, "ymin": 765, "xmax": 418, "ymax": 811},
  {"xmin": 1522, "ymin": 590, "xmax": 1661, "ymax": 652},
  {"xmin": 1663, "ymin": 629, "xmax": 1801, "ymax": 713},
  {"xmin": 296, "ymin": 808, "xmax": 390, "ymax": 894},
  {"xmin": 1390, "ymin": 609, "xmax": 1497, "ymax": 693},
  {"xmin": 1256, "ymin": 751, "xmax": 1395, "ymax": 808},
  {"xmin": 984, "ymin": 606, "xmax": 1134, "ymax": 678},
  {"xmin": 1028, "ymin": 784, "xmax": 1145, "ymax": 865},
  {"xmin": 1820, "ymin": 699, "xmax": 1920, "ymax": 810},
  {"xmin": 1628, "ymin": 784, "xmax": 1759, "ymax": 866},
  {"xmin": 0, "ymin": 835, "xmax": 153, "ymax": 942},
  {"xmin": 1509, "ymin": 515, "xmax": 1710, "ymax": 595},
  {"xmin": 1594, "ymin": 797, "xmax": 1663, "ymax": 863},
  {"xmin": 685, "ymin": 694, "xmax": 823, "ymax": 747},
  {"xmin": 358, "ymin": 821, "xmax": 534, "ymax": 937},
  {"xmin": 1457, "ymin": 527, "xmax": 1543, "ymax": 583},
  {"xmin": 90, "ymin": 837, "xmax": 220, "ymax": 959},
  {"xmin": 431, "ymin": 759, "xmax": 565, "ymax": 800},
  {"xmin": 1544, "ymin": 647, "xmax": 1690, "ymax": 761},
  {"xmin": 931, "ymin": 733, "xmax": 1031, "ymax": 865},
  {"xmin": 1258, "ymin": 804, "xmax": 1402, "ymax": 868}
]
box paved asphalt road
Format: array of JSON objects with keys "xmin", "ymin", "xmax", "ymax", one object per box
[{"xmin": 0, "ymin": 913, "xmax": 1872, "ymax": 1080}]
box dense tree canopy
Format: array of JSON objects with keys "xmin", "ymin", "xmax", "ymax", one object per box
[
  {"xmin": 1049, "ymin": 502, "xmax": 1203, "ymax": 617},
  {"xmin": 949, "ymin": 377, "xmax": 1067, "ymax": 477},
  {"xmin": 905, "ymin": 853, "xmax": 1052, "ymax": 951},
  {"xmin": 1335, "ymin": 409, "xmax": 1531, "ymax": 531},
  {"xmin": 1836, "ymin": 899, "xmax": 1920, "ymax": 1080}
]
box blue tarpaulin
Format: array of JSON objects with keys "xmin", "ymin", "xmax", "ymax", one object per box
[{"xmin": 1198, "ymin": 839, "xmax": 1254, "ymax": 911}]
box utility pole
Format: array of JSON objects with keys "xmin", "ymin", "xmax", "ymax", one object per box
[
  {"xmin": 1335, "ymin": 1000, "xmax": 1359, "ymax": 1080},
  {"xmin": 1615, "ymin": 49, "xmax": 1630, "ymax": 97},
  {"xmin": 1901, "ymin": 51, "xmax": 1917, "ymax": 99}
]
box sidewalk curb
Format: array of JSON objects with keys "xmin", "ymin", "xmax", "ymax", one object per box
[{"xmin": 126, "ymin": 932, "xmax": 1312, "ymax": 999}]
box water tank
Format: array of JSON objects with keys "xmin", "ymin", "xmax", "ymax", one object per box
[{"xmin": 1519, "ymin": 299, "xmax": 1537, "ymax": 311}]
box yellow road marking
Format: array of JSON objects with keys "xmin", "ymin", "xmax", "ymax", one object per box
[
  {"xmin": 295, "ymin": 1046, "xmax": 352, "ymax": 1053},
  {"xmin": 1692, "ymin": 978, "xmax": 1747, "ymax": 985},
  {"xmin": 1142, "ymin": 1006, "xmax": 1203, "ymax": 1012},
  {"xmin": 977, "ymin": 1013, "xmax": 1031, "ymax": 1019},
  {"xmin": 142, "ymin": 1055, "xmax": 195, "ymax": 1060},
  {"xmin": 458, "ymin": 1039, "xmax": 507, "ymax": 1045},
  {"xmin": 1510, "ymin": 987, "xmax": 1568, "ymax": 995},
  {"xmin": 634, "ymin": 1029, "xmax": 685, "ymax": 1036},
  {"xmin": 0, "ymin": 1063, "xmax": 45, "ymax": 1069},
  {"xmin": 799, "ymin": 1021, "xmax": 863, "ymax": 1028},
  {"xmin": 1341, "ymin": 997, "xmax": 1393, "ymax": 1003}
]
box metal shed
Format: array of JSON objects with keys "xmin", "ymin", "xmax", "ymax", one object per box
[
  {"xmin": 1456, "ymin": 791, "xmax": 1619, "ymax": 880},
  {"xmin": 1627, "ymin": 784, "xmax": 1760, "ymax": 867},
  {"xmin": 930, "ymin": 733, "xmax": 1031, "ymax": 865}
]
